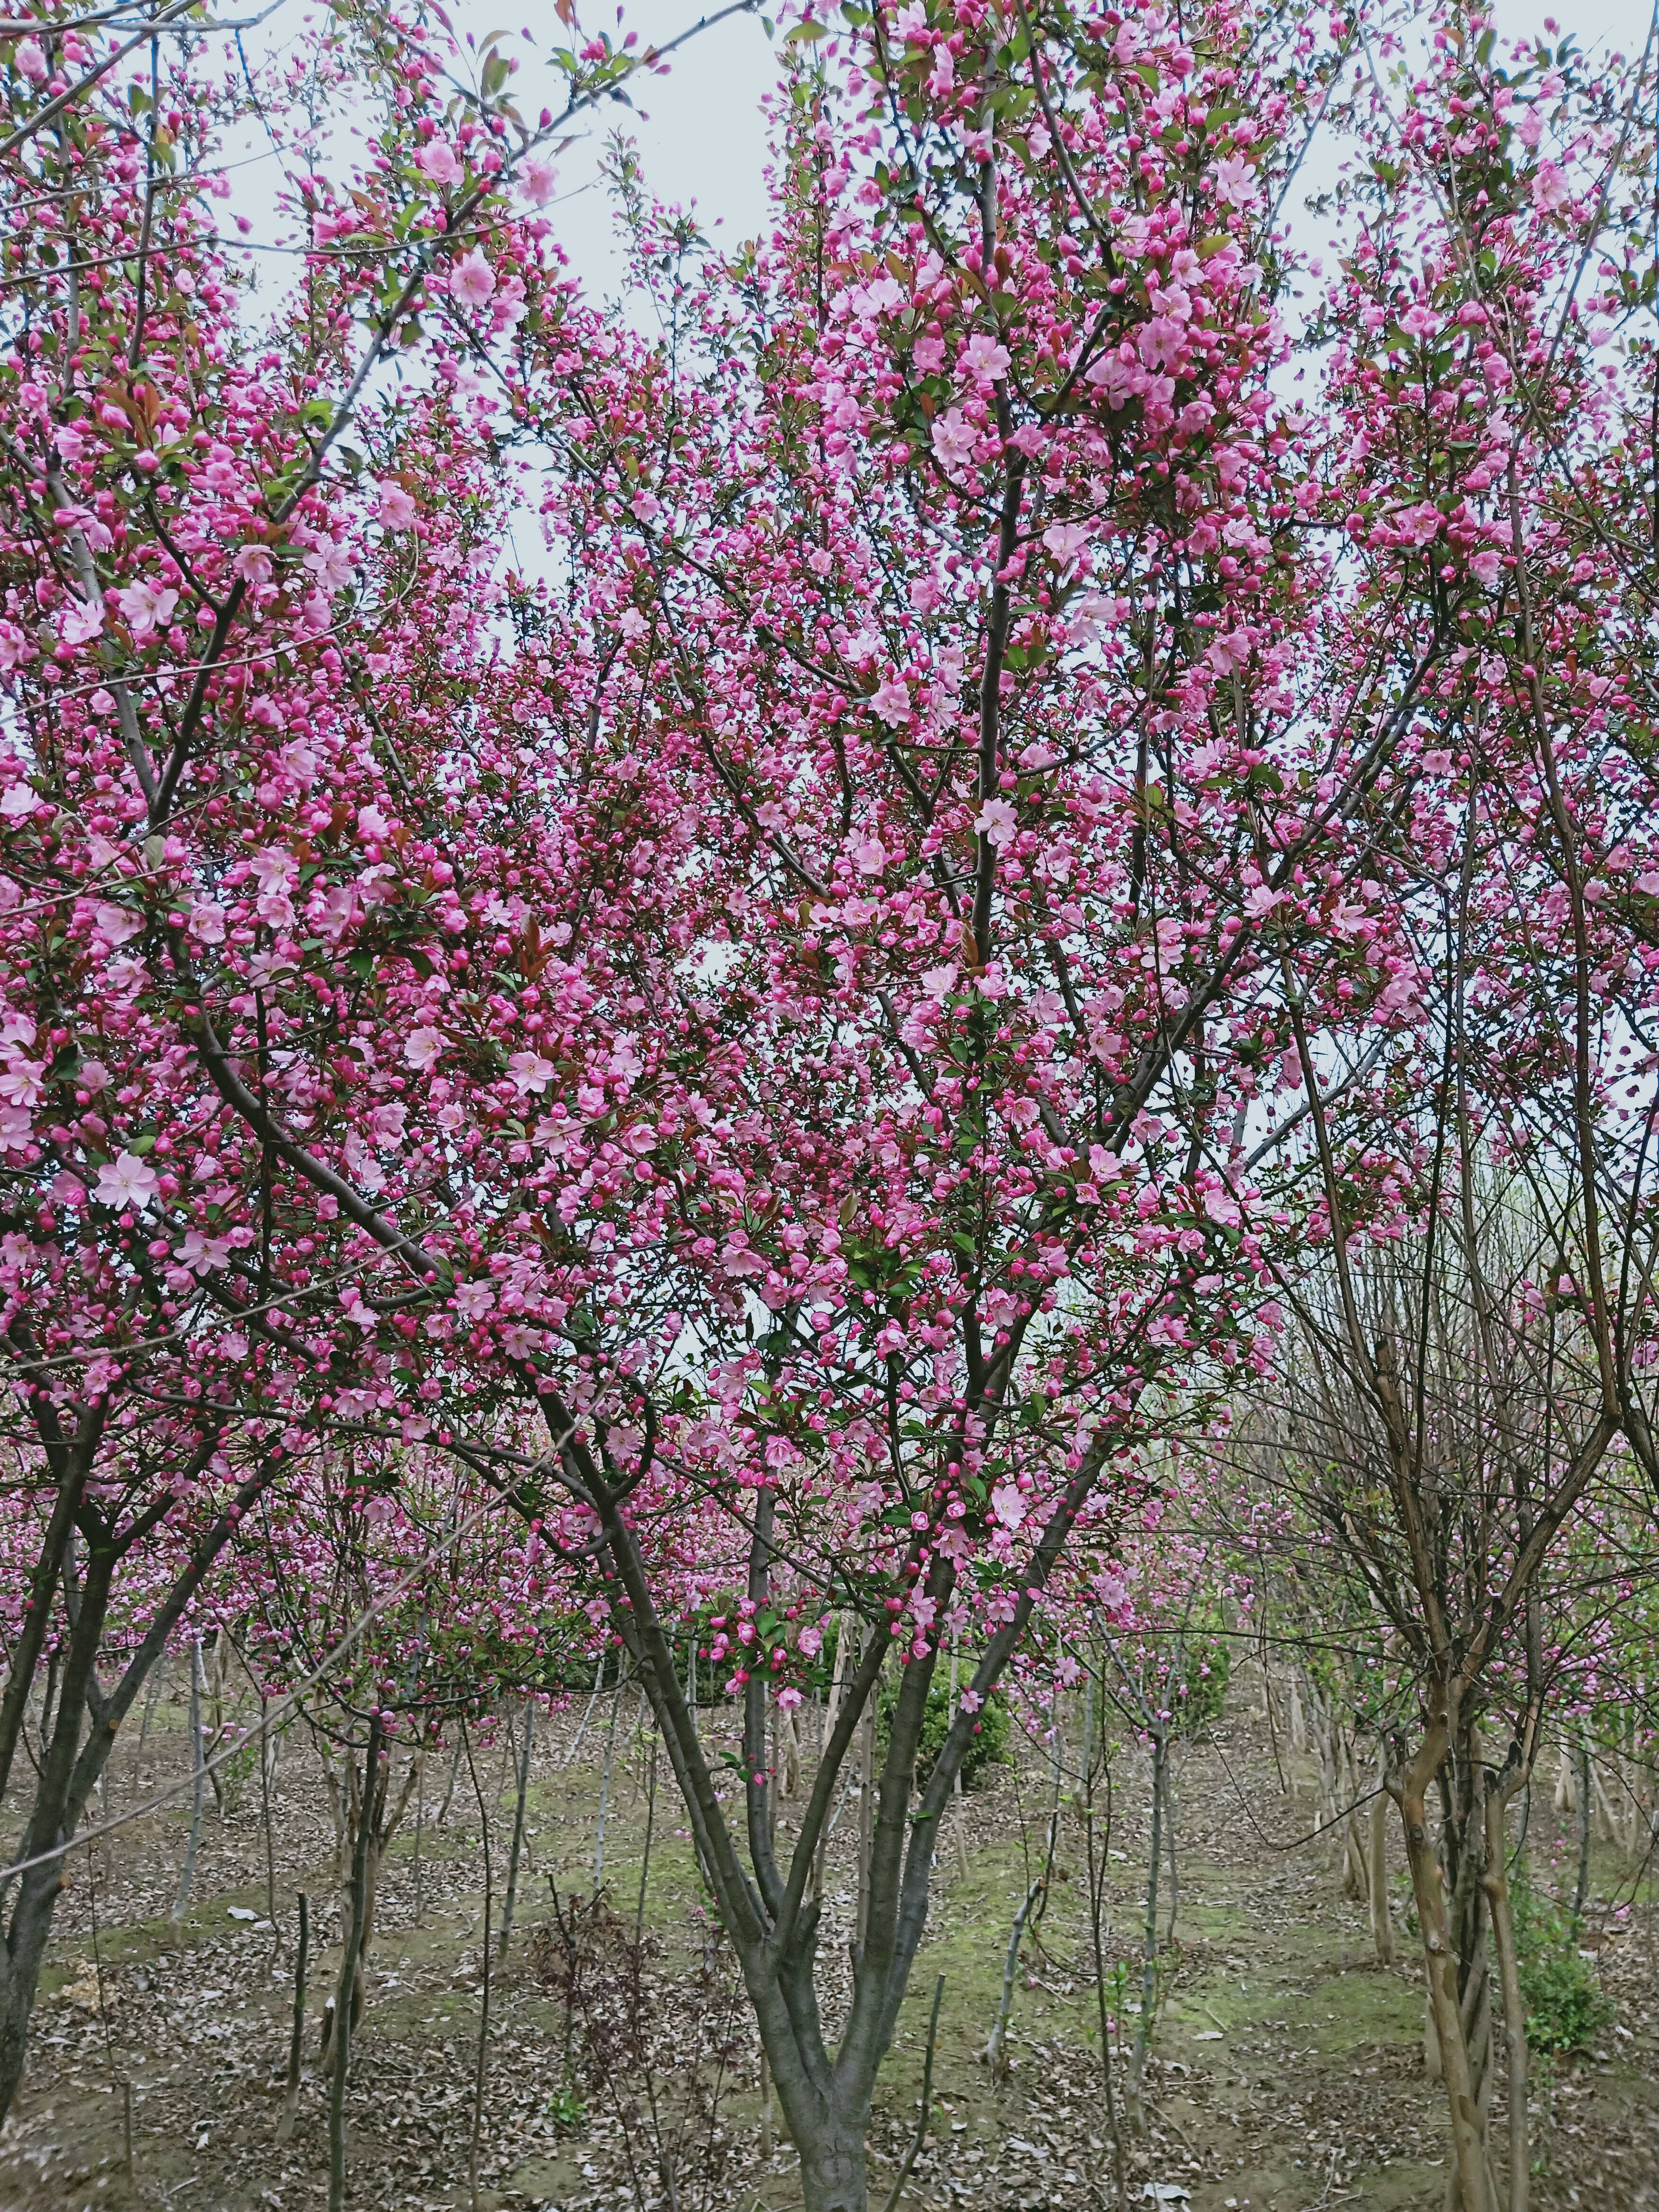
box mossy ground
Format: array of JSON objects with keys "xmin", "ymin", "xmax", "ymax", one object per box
[{"xmin": 2, "ymin": 1687, "xmax": 1655, "ymax": 2210}]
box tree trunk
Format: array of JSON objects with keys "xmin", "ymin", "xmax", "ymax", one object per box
[
  {"xmin": 854, "ymin": 1683, "xmax": 877, "ymax": 1955},
  {"xmin": 984, "ymin": 1870, "xmax": 1043, "ymax": 2079},
  {"xmin": 463, "ymin": 1723, "xmax": 493, "ymax": 2212},
  {"xmin": 278, "ymin": 1891, "xmax": 309, "ymax": 2142},
  {"xmin": 328, "ymin": 1715, "xmax": 382, "ymax": 2212},
  {"xmin": 815, "ymin": 1614, "xmax": 855, "ymax": 1898},
  {"xmin": 499, "ymin": 1700, "xmax": 535, "ymax": 1958},
  {"xmin": 575, "ymin": 1422, "xmax": 1126, "ymax": 2212},
  {"xmin": 1483, "ymin": 1786, "xmax": 1528, "ymax": 2212},
  {"xmin": 1082, "ymin": 1732, "xmax": 1131, "ymax": 2212},
  {"xmin": 794, "ymin": 2122, "xmax": 869, "ymax": 2212},
  {"xmin": 1369, "ymin": 1770, "xmax": 1395, "ymax": 1965},
  {"xmin": 0, "ymin": 1539, "xmax": 123, "ymax": 2119},
  {"xmin": 1574, "ymin": 1731, "xmax": 1591, "ymax": 1923},
  {"xmin": 0, "ymin": 1863, "xmax": 62, "ymax": 2121},
  {"xmin": 170, "ymin": 1640, "xmax": 207, "ymax": 1926},
  {"xmin": 438, "ymin": 1729, "xmax": 464, "ymax": 1822},
  {"xmin": 593, "ymin": 1678, "xmax": 623, "ymax": 1889},
  {"xmin": 1399, "ymin": 1774, "xmax": 1491, "ymax": 2212},
  {"xmin": 780, "ymin": 1700, "xmax": 801, "ymax": 1800},
  {"xmin": 203, "ymin": 1630, "xmax": 232, "ymax": 1818},
  {"xmin": 1125, "ymin": 1726, "xmax": 1166, "ymax": 2131}
]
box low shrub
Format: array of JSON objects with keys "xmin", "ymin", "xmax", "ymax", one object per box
[
  {"xmin": 877, "ymin": 1667, "xmax": 1011, "ymax": 1792},
  {"xmin": 1513, "ymin": 1878, "xmax": 1614, "ymax": 2056}
]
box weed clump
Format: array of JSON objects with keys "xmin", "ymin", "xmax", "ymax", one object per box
[{"xmin": 1513, "ymin": 1879, "xmax": 1614, "ymax": 2056}]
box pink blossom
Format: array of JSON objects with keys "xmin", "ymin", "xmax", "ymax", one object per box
[
  {"xmin": 417, "ymin": 138, "xmax": 464, "ymax": 187},
  {"xmin": 93, "ymin": 902, "xmax": 142, "ymax": 948},
  {"xmin": 721, "ymin": 1238, "xmax": 768, "ymax": 1280},
  {"xmin": 1211, "ymin": 152, "xmax": 1258, "ymax": 208},
  {"xmin": 959, "ymin": 334, "xmax": 1011, "ymax": 384},
  {"xmin": 251, "ymin": 846, "xmax": 297, "ymax": 896},
  {"xmin": 506, "ymin": 1050, "xmax": 558, "ymax": 1095},
  {"xmin": 974, "ymin": 797, "xmax": 1018, "ymax": 847},
  {"xmin": 1042, "ymin": 522, "xmax": 1090, "ymax": 568},
  {"xmin": 304, "ymin": 537, "xmax": 355, "ymax": 593},
  {"xmin": 59, "ymin": 599, "xmax": 104, "ymax": 647},
  {"xmin": 377, "ymin": 481, "xmax": 417, "ymax": 529},
  {"xmin": 1531, "ymin": 161, "xmax": 1571, "ymax": 213},
  {"xmin": 370, "ymin": 1102, "xmax": 408, "ymax": 1149},
  {"xmin": 180, "ymin": 1231, "xmax": 233, "ymax": 1274},
  {"xmin": 521, "ymin": 156, "xmax": 558, "ymax": 207},
  {"xmin": 931, "ymin": 408, "xmax": 978, "ymax": 471},
  {"xmin": 451, "ymin": 252, "xmax": 497, "ymax": 309},
  {"xmin": 93, "ymin": 1151, "xmax": 159, "ymax": 1209},
  {"xmin": 870, "ymin": 677, "xmax": 911, "ymax": 725},
  {"xmin": 0, "ymin": 1057, "xmax": 45, "ymax": 1109},
  {"xmin": 115, "ymin": 580, "xmax": 179, "ymax": 639}
]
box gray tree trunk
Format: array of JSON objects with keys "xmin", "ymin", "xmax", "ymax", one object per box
[
  {"xmin": 499, "ymin": 1700, "xmax": 535, "ymax": 1956},
  {"xmin": 169, "ymin": 1639, "xmax": 206, "ymax": 1925}
]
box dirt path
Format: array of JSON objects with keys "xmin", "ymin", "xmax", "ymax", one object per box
[{"xmin": 2, "ymin": 1689, "xmax": 1654, "ymax": 2210}]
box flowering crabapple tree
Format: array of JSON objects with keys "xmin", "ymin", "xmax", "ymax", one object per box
[
  {"xmin": 1230, "ymin": 20, "xmax": 1659, "ymax": 2206},
  {"xmin": 364, "ymin": 0, "xmax": 1511, "ymax": 2200},
  {"xmin": 0, "ymin": 0, "xmax": 747, "ymax": 2117}
]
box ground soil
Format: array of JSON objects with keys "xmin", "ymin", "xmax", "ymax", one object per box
[{"xmin": 2, "ymin": 1678, "xmax": 1654, "ymax": 2212}]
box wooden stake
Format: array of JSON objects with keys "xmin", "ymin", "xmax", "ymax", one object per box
[
  {"xmin": 462, "ymin": 1720, "xmax": 494, "ymax": 2212},
  {"xmin": 278, "ymin": 1891, "xmax": 309, "ymax": 2141},
  {"xmin": 880, "ymin": 1974, "xmax": 945, "ymax": 2212}
]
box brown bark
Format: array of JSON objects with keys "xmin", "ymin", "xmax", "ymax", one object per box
[
  {"xmin": 1398, "ymin": 1757, "xmax": 1491, "ymax": 2212},
  {"xmin": 1369, "ymin": 1772, "xmax": 1395, "ymax": 1965},
  {"xmin": 277, "ymin": 1891, "xmax": 309, "ymax": 2142},
  {"xmin": 1483, "ymin": 1785, "xmax": 1528, "ymax": 2212}
]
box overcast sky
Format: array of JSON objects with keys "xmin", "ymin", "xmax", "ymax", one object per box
[
  {"xmin": 241, "ymin": 0, "xmax": 1655, "ymax": 312},
  {"xmin": 540, "ymin": 0, "xmax": 779, "ymax": 297},
  {"xmin": 536, "ymin": 0, "xmax": 1655, "ymax": 302}
]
